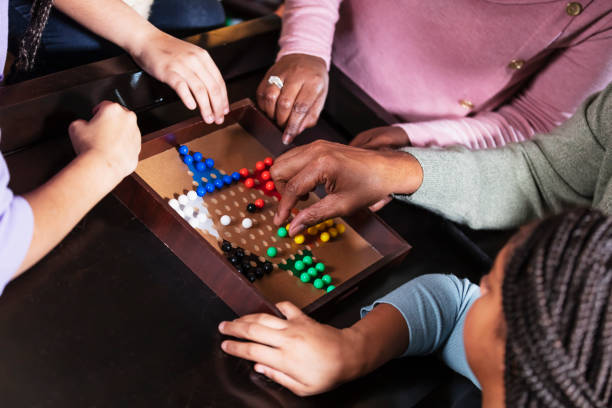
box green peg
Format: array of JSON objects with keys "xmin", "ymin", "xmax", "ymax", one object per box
[
  {"xmin": 294, "ymin": 260, "xmax": 305, "ymax": 271},
  {"xmin": 322, "ymin": 274, "xmax": 332, "ymax": 285},
  {"xmin": 307, "ymin": 267, "xmax": 318, "ymax": 277},
  {"xmin": 315, "ymin": 262, "xmax": 325, "ymax": 272},
  {"xmin": 277, "ymin": 227, "xmax": 288, "ymax": 238},
  {"xmin": 326, "ymin": 285, "xmax": 336, "ymax": 293},
  {"xmin": 300, "ymin": 272, "xmax": 311, "ymax": 283},
  {"xmin": 313, "ymin": 278, "xmax": 324, "ymax": 289},
  {"xmin": 266, "ymin": 247, "xmax": 278, "ymax": 257},
  {"xmin": 302, "ymin": 255, "xmax": 313, "ymax": 265}
]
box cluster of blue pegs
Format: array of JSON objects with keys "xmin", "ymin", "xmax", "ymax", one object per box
[{"xmin": 178, "ymin": 145, "xmax": 241, "ymax": 197}]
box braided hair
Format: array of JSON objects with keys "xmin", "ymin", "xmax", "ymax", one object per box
[
  {"xmin": 503, "ymin": 208, "xmax": 612, "ymax": 407},
  {"xmin": 15, "ymin": 0, "xmax": 54, "ymax": 71}
]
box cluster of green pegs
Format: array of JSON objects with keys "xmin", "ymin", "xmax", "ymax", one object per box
[{"xmin": 278, "ymin": 250, "xmax": 335, "ymax": 293}]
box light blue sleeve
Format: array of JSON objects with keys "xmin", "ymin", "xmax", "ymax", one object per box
[{"xmin": 360, "ymin": 274, "xmax": 481, "ymax": 388}]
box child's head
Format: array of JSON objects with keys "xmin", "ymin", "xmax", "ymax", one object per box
[{"xmin": 464, "ymin": 208, "xmax": 612, "ymax": 407}]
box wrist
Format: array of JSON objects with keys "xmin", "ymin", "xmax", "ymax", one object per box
[
  {"xmin": 381, "ymin": 151, "xmax": 423, "ymax": 196},
  {"xmin": 339, "ymin": 326, "xmax": 370, "ymax": 381},
  {"xmin": 123, "ymin": 21, "xmax": 163, "ymax": 57},
  {"xmin": 279, "ymin": 53, "xmax": 328, "ymax": 71},
  {"xmin": 76, "ymin": 150, "xmax": 128, "ymax": 187}
]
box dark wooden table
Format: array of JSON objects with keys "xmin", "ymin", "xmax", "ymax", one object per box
[{"xmin": 0, "ymin": 16, "xmax": 509, "ymax": 407}]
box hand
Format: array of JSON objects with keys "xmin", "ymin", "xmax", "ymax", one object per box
[
  {"xmin": 350, "ymin": 126, "xmax": 411, "ymax": 150},
  {"xmin": 128, "ymin": 29, "xmax": 229, "ymax": 125},
  {"xmin": 18, "ymin": 101, "xmax": 142, "ymax": 275},
  {"xmin": 68, "ymin": 101, "xmax": 142, "ymax": 180},
  {"xmin": 257, "ymin": 54, "xmax": 329, "ymax": 145},
  {"xmin": 351, "ymin": 127, "xmax": 412, "ymax": 212},
  {"xmin": 368, "ymin": 196, "xmax": 393, "ymax": 213},
  {"xmin": 219, "ymin": 302, "xmax": 364, "ymax": 396},
  {"xmin": 269, "ymin": 140, "xmax": 423, "ymax": 236}
]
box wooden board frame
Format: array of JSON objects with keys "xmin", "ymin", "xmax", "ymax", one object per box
[{"xmin": 113, "ymin": 99, "xmax": 411, "ymax": 316}]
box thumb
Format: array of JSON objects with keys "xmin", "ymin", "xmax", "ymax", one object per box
[
  {"xmin": 368, "ymin": 196, "xmax": 392, "ymax": 212},
  {"xmin": 289, "ymin": 194, "xmax": 347, "ymax": 236},
  {"xmin": 92, "ymin": 100, "xmax": 119, "ymax": 116},
  {"xmin": 276, "ymin": 301, "xmax": 306, "ymax": 321},
  {"xmin": 68, "ymin": 119, "xmax": 87, "ymax": 137},
  {"xmin": 348, "ymin": 133, "xmax": 367, "ymax": 147}
]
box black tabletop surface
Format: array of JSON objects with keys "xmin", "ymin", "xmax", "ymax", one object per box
[{"xmin": 0, "ymin": 17, "xmax": 512, "ymax": 408}]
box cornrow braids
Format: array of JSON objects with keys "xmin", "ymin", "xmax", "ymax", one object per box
[
  {"xmin": 503, "ymin": 208, "xmax": 612, "ymax": 407},
  {"xmin": 15, "ymin": 0, "xmax": 54, "ymax": 71}
]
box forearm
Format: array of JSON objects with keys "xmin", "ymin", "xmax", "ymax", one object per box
[
  {"xmin": 396, "ymin": 86, "xmax": 607, "ymax": 230},
  {"xmin": 396, "ymin": 144, "xmax": 549, "ymax": 229},
  {"xmin": 396, "ymin": 110, "xmax": 535, "ymax": 149},
  {"xmin": 398, "ymin": 32, "xmax": 612, "ymax": 150},
  {"xmin": 18, "ymin": 153, "xmax": 123, "ymax": 275},
  {"xmin": 278, "ymin": 0, "xmax": 343, "ymax": 69},
  {"xmin": 353, "ymin": 275, "xmax": 480, "ymax": 386},
  {"xmin": 52, "ymin": 0, "xmax": 158, "ymax": 55},
  {"xmin": 343, "ymin": 304, "xmax": 409, "ymax": 380}
]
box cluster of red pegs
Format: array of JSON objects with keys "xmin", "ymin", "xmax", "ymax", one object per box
[{"xmin": 238, "ymin": 157, "xmax": 279, "ymax": 197}]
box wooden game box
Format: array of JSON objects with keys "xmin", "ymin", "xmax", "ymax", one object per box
[{"xmin": 114, "ymin": 99, "xmax": 411, "ymax": 317}]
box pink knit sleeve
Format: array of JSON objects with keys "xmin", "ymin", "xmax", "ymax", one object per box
[
  {"xmin": 276, "ymin": 0, "xmax": 343, "ymax": 70},
  {"xmin": 396, "ymin": 29, "xmax": 612, "ymax": 149}
]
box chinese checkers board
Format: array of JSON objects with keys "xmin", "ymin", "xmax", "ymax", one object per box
[{"xmin": 114, "ymin": 99, "xmax": 411, "ymax": 317}]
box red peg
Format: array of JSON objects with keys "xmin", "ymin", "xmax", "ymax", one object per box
[
  {"xmin": 244, "ymin": 178, "xmax": 255, "ymax": 188},
  {"xmin": 255, "ymin": 161, "xmax": 266, "ymax": 171},
  {"xmin": 254, "ymin": 199, "xmax": 265, "ymax": 208},
  {"xmin": 264, "ymin": 157, "xmax": 274, "ymax": 167},
  {"xmin": 264, "ymin": 181, "xmax": 275, "ymax": 191},
  {"xmin": 260, "ymin": 170, "xmax": 271, "ymax": 181},
  {"xmin": 239, "ymin": 168, "xmax": 249, "ymax": 178}
]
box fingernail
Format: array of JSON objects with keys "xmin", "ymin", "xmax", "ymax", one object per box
[
  {"xmin": 221, "ymin": 341, "xmax": 228, "ymax": 351},
  {"xmin": 254, "ymin": 365, "xmax": 264, "ymax": 374},
  {"xmin": 218, "ymin": 322, "xmax": 225, "ymax": 331},
  {"xmin": 216, "ymin": 117, "xmax": 224, "ymax": 125},
  {"xmin": 282, "ymin": 135, "xmax": 291, "ymax": 145},
  {"xmin": 205, "ymin": 115, "xmax": 214, "ymax": 124},
  {"xmin": 224, "ymin": 108, "xmax": 230, "ymax": 114}
]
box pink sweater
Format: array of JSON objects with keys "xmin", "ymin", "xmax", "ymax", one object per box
[{"xmin": 277, "ymin": 0, "xmax": 612, "ymax": 148}]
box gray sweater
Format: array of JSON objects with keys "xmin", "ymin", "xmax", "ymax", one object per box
[{"xmin": 397, "ymin": 82, "xmax": 612, "ymax": 230}]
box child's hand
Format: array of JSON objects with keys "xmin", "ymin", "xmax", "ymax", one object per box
[
  {"xmin": 68, "ymin": 101, "xmax": 142, "ymax": 180},
  {"xmin": 219, "ymin": 301, "xmax": 365, "ymax": 396},
  {"xmin": 128, "ymin": 30, "xmax": 229, "ymax": 125}
]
